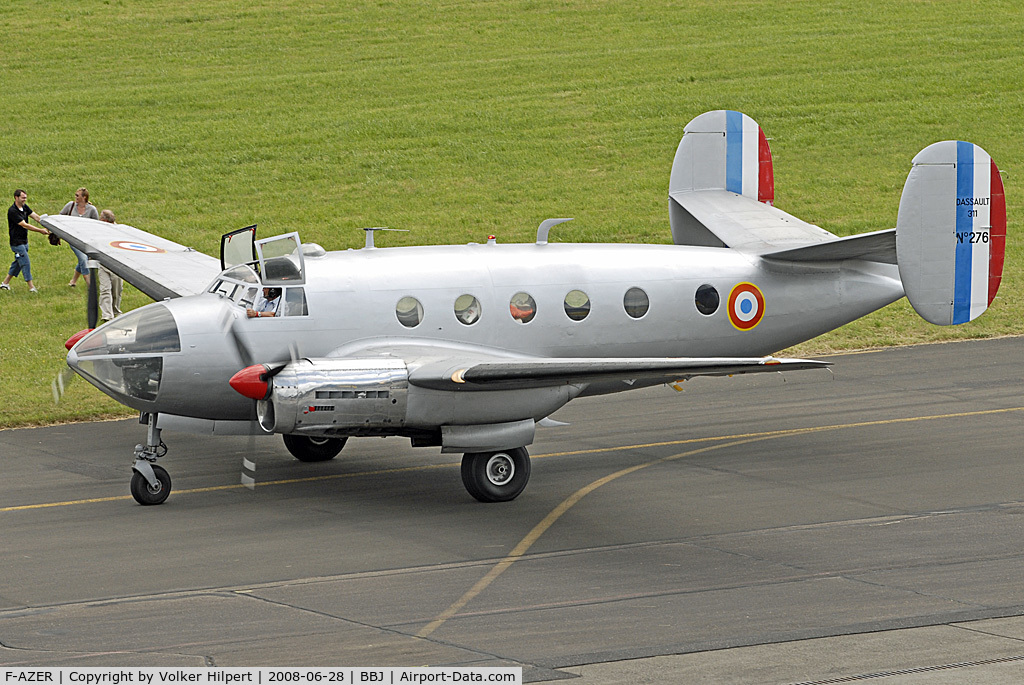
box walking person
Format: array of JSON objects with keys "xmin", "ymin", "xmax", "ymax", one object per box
[
  {"xmin": 59, "ymin": 187, "xmax": 99, "ymax": 287},
  {"xmin": 1, "ymin": 189, "xmax": 50, "ymax": 293},
  {"xmin": 97, "ymin": 209, "xmax": 124, "ymax": 321}
]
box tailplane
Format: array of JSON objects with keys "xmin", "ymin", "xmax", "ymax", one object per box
[{"xmin": 896, "ymin": 141, "xmax": 1006, "ymax": 325}]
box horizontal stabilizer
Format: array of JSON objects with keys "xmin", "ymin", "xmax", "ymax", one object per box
[
  {"xmin": 896, "ymin": 141, "xmax": 1006, "ymax": 325},
  {"xmin": 762, "ymin": 229, "xmax": 897, "ymax": 264},
  {"xmin": 670, "ymin": 189, "xmax": 837, "ymax": 253}
]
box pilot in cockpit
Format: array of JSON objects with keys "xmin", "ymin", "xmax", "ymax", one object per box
[{"xmin": 246, "ymin": 287, "xmax": 282, "ymax": 319}]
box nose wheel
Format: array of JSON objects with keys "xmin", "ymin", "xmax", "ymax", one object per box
[
  {"xmin": 130, "ymin": 464, "xmax": 171, "ymax": 505},
  {"xmin": 130, "ymin": 412, "xmax": 172, "ymax": 506},
  {"xmin": 461, "ymin": 447, "xmax": 531, "ymax": 502}
]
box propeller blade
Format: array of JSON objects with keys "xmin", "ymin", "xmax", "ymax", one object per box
[
  {"xmin": 264, "ymin": 361, "xmax": 289, "ymax": 379},
  {"xmin": 219, "ymin": 308, "xmax": 254, "ymax": 367},
  {"xmin": 51, "ymin": 366, "xmax": 76, "ymax": 404},
  {"xmin": 241, "ymin": 454, "xmax": 257, "ymax": 490},
  {"xmin": 228, "ymin": 324, "xmax": 255, "ymax": 367},
  {"xmin": 86, "ymin": 259, "xmax": 99, "ymax": 329}
]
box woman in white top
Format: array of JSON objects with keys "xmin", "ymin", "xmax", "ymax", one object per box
[{"xmin": 59, "ymin": 187, "xmax": 99, "ymax": 287}]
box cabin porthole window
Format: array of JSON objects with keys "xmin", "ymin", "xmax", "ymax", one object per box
[
  {"xmin": 510, "ymin": 292, "xmax": 537, "ymax": 324},
  {"xmin": 563, "ymin": 289, "xmax": 591, "ymax": 321},
  {"xmin": 454, "ymin": 294, "xmax": 482, "ymax": 325},
  {"xmin": 396, "ymin": 296, "xmax": 423, "ymax": 328},
  {"xmin": 695, "ymin": 284, "xmax": 720, "ymax": 315},
  {"xmin": 623, "ymin": 287, "xmax": 650, "ymax": 319}
]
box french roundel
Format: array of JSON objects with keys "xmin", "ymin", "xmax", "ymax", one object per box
[
  {"xmin": 727, "ymin": 282, "xmax": 765, "ymax": 331},
  {"xmin": 109, "ymin": 240, "xmax": 166, "ymax": 254}
]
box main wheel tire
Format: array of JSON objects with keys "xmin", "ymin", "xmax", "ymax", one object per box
[
  {"xmin": 461, "ymin": 448, "xmax": 531, "ymax": 503},
  {"xmin": 130, "ymin": 464, "xmax": 171, "ymax": 506},
  {"xmin": 283, "ymin": 434, "xmax": 347, "ymax": 462}
]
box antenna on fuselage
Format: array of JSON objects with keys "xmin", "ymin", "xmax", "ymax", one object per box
[
  {"xmin": 362, "ymin": 226, "xmax": 409, "ymax": 249},
  {"xmin": 536, "ymin": 218, "xmax": 573, "ymax": 245}
]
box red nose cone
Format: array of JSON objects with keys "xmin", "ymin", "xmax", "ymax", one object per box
[
  {"xmin": 65, "ymin": 328, "xmax": 93, "ymax": 350},
  {"xmin": 229, "ymin": 364, "xmax": 270, "ymax": 400}
]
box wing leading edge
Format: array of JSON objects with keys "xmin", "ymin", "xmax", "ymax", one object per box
[{"xmin": 39, "ymin": 215, "xmax": 221, "ymax": 300}]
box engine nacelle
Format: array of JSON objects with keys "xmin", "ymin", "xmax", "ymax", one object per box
[{"xmin": 257, "ymin": 358, "xmax": 408, "ymax": 436}]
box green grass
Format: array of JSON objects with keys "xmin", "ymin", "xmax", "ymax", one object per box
[{"xmin": 1, "ymin": 0, "xmax": 1022, "ymax": 428}]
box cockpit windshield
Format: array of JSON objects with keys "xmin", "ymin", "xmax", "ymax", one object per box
[
  {"xmin": 76, "ymin": 305, "xmax": 181, "ymax": 358},
  {"xmin": 71, "ymin": 304, "xmax": 180, "ymax": 403},
  {"xmin": 207, "ymin": 264, "xmax": 261, "ymax": 308}
]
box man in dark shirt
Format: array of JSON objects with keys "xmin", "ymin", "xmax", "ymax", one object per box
[{"xmin": 2, "ymin": 189, "xmax": 50, "ymax": 292}]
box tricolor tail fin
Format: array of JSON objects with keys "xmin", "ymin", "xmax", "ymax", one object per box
[
  {"xmin": 669, "ymin": 110, "xmax": 774, "ymax": 204},
  {"xmin": 896, "ymin": 141, "xmax": 1006, "ymax": 325}
]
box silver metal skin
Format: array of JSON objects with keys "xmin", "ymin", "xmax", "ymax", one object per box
[
  {"xmin": 66, "ymin": 240, "xmax": 878, "ymax": 423},
  {"xmin": 43, "ymin": 109, "xmax": 1003, "ymax": 504}
]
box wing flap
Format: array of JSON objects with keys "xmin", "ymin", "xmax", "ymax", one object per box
[{"xmin": 39, "ymin": 215, "xmax": 221, "ymax": 300}]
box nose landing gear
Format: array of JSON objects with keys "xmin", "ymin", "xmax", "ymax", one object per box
[{"xmin": 130, "ymin": 412, "xmax": 171, "ymax": 505}]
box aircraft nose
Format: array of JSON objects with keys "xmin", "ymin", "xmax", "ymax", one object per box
[{"xmin": 65, "ymin": 303, "xmax": 180, "ymax": 405}]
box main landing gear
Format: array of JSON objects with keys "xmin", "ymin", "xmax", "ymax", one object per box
[
  {"xmin": 283, "ymin": 434, "xmax": 347, "ymax": 462},
  {"xmin": 130, "ymin": 412, "xmax": 171, "ymax": 505},
  {"xmin": 461, "ymin": 447, "xmax": 531, "ymax": 503},
  {"xmin": 124, "ymin": 419, "xmax": 531, "ymax": 505}
]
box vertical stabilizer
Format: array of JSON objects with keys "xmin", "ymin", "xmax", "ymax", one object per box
[
  {"xmin": 669, "ymin": 110, "xmax": 774, "ymax": 203},
  {"xmin": 896, "ymin": 141, "xmax": 1006, "ymax": 325}
]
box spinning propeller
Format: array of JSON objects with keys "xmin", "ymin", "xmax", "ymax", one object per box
[
  {"xmin": 52, "ymin": 258, "xmax": 101, "ymax": 403},
  {"xmin": 220, "ymin": 305, "xmax": 300, "ymax": 490}
]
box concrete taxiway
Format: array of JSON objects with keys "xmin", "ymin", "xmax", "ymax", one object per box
[{"xmin": 3, "ymin": 337, "xmax": 1024, "ymax": 683}]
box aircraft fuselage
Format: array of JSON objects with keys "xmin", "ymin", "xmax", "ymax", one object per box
[{"xmin": 69, "ymin": 240, "xmax": 904, "ymax": 426}]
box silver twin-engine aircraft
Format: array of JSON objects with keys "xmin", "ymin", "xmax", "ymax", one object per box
[{"xmin": 41, "ymin": 110, "xmax": 1007, "ymax": 506}]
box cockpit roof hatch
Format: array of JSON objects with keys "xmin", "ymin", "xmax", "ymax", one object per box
[
  {"xmin": 257, "ymin": 232, "xmax": 305, "ymax": 286},
  {"xmin": 221, "ymin": 225, "xmax": 257, "ymax": 271}
]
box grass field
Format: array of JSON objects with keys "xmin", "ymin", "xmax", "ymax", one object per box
[{"xmin": 1, "ymin": 0, "xmax": 1021, "ymax": 428}]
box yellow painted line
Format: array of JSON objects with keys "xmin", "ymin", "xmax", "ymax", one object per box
[
  {"xmin": 0, "ymin": 463, "xmax": 454, "ymax": 512},
  {"xmin": 537, "ymin": 405, "xmax": 1024, "ymax": 458},
  {"xmin": 1, "ymin": 495, "xmax": 136, "ymax": 511},
  {"xmin": 415, "ymin": 405, "xmax": 1024, "ymax": 638},
  {"xmin": 4, "ymin": 406, "xmax": 1023, "ymax": 515},
  {"xmin": 416, "ymin": 435, "xmax": 767, "ymax": 638}
]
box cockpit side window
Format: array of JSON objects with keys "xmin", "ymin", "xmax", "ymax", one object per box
[
  {"xmin": 247, "ymin": 287, "xmax": 307, "ymax": 318},
  {"xmin": 282, "ymin": 287, "xmax": 308, "ymax": 316}
]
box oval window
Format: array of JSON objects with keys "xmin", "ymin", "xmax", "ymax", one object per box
[
  {"xmin": 623, "ymin": 287, "xmax": 649, "ymax": 319},
  {"xmin": 510, "ymin": 292, "xmax": 537, "ymax": 324},
  {"xmin": 454, "ymin": 294, "xmax": 482, "ymax": 325},
  {"xmin": 563, "ymin": 289, "xmax": 591, "ymax": 321},
  {"xmin": 695, "ymin": 284, "xmax": 720, "ymax": 315},
  {"xmin": 395, "ymin": 296, "xmax": 423, "ymax": 328}
]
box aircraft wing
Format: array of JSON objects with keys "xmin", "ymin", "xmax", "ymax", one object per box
[
  {"xmin": 39, "ymin": 214, "xmax": 221, "ymax": 300},
  {"xmin": 406, "ymin": 354, "xmax": 830, "ymax": 391},
  {"xmin": 323, "ymin": 340, "xmax": 829, "ymax": 392}
]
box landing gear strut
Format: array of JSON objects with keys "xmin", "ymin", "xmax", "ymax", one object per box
[
  {"xmin": 130, "ymin": 412, "xmax": 171, "ymax": 505},
  {"xmin": 461, "ymin": 447, "xmax": 531, "ymax": 503}
]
